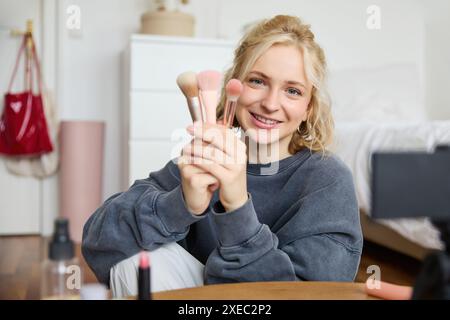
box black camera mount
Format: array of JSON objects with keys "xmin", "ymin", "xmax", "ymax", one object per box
[
  {"xmin": 412, "ymin": 221, "xmax": 450, "ymax": 299},
  {"xmin": 412, "ymin": 145, "xmax": 450, "ymax": 299}
]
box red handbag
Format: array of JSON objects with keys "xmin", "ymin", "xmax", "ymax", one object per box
[{"xmin": 0, "ymin": 34, "xmax": 53, "ymax": 156}]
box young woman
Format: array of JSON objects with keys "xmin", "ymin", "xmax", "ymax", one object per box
[{"xmin": 82, "ymin": 15, "xmax": 363, "ymax": 298}]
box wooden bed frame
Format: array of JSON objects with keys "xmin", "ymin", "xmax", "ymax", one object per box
[{"xmin": 360, "ymin": 211, "xmax": 431, "ymax": 261}]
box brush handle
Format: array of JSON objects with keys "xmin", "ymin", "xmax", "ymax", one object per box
[
  {"xmin": 225, "ymin": 99, "xmax": 237, "ymax": 128},
  {"xmin": 200, "ymin": 90, "xmax": 218, "ymax": 124},
  {"xmin": 186, "ymin": 97, "xmax": 202, "ymax": 123},
  {"xmin": 198, "ymin": 94, "xmax": 206, "ymax": 123},
  {"xmin": 223, "ymin": 99, "xmax": 230, "ymax": 126}
]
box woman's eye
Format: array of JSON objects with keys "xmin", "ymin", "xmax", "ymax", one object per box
[
  {"xmin": 248, "ymin": 78, "xmax": 264, "ymax": 86},
  {"xmin": 286, "ymin": 88, "xmax": 302, "ymax": 96}
]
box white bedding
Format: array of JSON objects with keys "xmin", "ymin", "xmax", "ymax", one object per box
[{"xmin": 333, "ymin": 121, "xmax": 450, "ymax": 250}]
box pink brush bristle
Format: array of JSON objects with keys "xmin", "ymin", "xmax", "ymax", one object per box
[
  {"xmin": 223, "ymin": 79, "xmax": 243, "ymax": 127},
  {"xmin": 197, "ymin": 70, "xmax": 222, "ymax": 91},
  {"xmin": 225, "ymin": 79, "xmax": 243, "ymax": 99},
  {"xmin": 197, "ymin": 70, "xmax": 222, "ymax": 124}
]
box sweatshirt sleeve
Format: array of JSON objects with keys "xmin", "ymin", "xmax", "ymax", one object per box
[
  {"xmin": 204, "ymin": 170, "xmax": 363, "ymax": 284},
  {"xmin": 81, "ymin": 160, "xmax": 207, "ymax": 285}
]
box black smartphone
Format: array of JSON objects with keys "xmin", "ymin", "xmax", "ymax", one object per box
[{"xmin": 371, "ymin": 146, "xmax": 450, "ymax": 221}]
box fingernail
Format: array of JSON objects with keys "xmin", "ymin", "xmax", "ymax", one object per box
[{"xmin": 187, "ymin": 125, "xmax": 194, "ymax": 133}]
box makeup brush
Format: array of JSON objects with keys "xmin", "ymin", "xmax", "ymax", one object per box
[
  {"xmin": 176, "ymin": 71, "xmax": 203, "ymax": 123},
  {"xmin": 224, "ymin": 79, "xmax": 243, "ymax": 128},
  {"xmin": 197, "ymin": 70, "xmax": 223, "ymax": 124}
]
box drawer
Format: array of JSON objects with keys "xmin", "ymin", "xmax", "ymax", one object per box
[
  {"xmin": 130, "ymin": 40, "xmax": 234, "ymax": 90},
  {"xmin": 128, "ymin": 138, "xmax": 190, "ymax": 185},
  {"xmin": 130, "ymin": 91, "xmax": 193, "ymax": 139}
]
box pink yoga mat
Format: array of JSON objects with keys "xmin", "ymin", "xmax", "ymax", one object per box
[{"xmin": 59, "ymin": 121, "xmax": 105, "ymax": 243}]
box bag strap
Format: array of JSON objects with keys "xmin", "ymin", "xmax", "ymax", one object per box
[
  {"xmin": 25, "ymin": 39, "xmax": 32, "ymax": 91},
  {"xmin": 28, "ymin": 35, "xmax": 44, "ymax": 94},
  {"xmin": 7, "ymin": 35, "xmax": 27, "ymax": 93},
  {"xmin": 7, "ymin": 34, "xmax": 44, "ymax": 94}
]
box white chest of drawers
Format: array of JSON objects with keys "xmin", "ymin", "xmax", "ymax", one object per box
[{"xmin": 122, "ymin": 35, "xmax": 235, "ymax": 188}]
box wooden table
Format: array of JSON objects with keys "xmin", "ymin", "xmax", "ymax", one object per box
[{"xmin": 152, "ymin": 281, "xmax": 377, "ymax": 300}]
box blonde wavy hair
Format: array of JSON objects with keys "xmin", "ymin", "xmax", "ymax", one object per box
[{"xmin": 217, "ymin": 15, "xmax": 334, "ymax": 154}]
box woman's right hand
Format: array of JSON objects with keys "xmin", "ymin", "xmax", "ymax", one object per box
[{"xmin": 177, "ymin": 148, "xmax": 219, "ymax": 216}]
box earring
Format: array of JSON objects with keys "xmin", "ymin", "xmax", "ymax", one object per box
[{"xmin": 297, "ymin": 120, "xmax": 307, "ymax": 135}]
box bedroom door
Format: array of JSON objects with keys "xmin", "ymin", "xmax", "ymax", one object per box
[{"xmin": 0, "ymin": 0, "xmax": 43, "ymax": 234}]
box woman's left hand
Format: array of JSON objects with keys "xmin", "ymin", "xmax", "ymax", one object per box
[{"xmin": 184, "ymin": 121, "xmax": 248, "ymax": 212}]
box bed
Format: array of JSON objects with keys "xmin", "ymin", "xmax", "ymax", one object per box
[
  {"xmin": 328, "ymin": 64, "xmax": 450, "ymax": 259},
  {"xmin": 333, "ymin": 121, "xmax": 450, "ymax": 259}
]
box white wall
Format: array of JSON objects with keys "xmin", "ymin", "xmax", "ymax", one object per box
[
  {"xmin": 0, "ymin": 1, "xmax": 43, "ymax": 90},
  {"xmin": 420, "ymin": 0, "xmax": 450, "ymax": 120},
  {"xmin": 217, "ymin": 0, "xmax": 424, "ymax": 69},
  {"xmin": 56, "ymin": 0, "xmax": 149, "ymax": 202}
]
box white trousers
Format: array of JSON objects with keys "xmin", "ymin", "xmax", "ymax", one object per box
[{"xmin": 109, "ymin": 242, "xmax": 205, "ymax": 298}]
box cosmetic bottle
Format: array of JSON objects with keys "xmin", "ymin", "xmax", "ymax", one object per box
[{"xmin": 41, "ymin": 218, "xmax": 83, "ymax": 300}]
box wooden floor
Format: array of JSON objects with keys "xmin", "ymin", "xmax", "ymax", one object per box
[{"xmin": 0, "ymin": 236, "xmax": 422, "ymax": 300}]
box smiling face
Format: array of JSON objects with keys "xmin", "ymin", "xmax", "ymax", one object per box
[{"xmin": 235, "ymin": 44, "xmax": 312, "ymax": 157}]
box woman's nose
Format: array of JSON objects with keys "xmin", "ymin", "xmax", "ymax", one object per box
[{"xmin": 261, "ymin": 88, "xmax": 281, "ymax": 112}]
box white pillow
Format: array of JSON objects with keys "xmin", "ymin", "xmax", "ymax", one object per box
[{"xmin": 328, "ymin": 64, "xmax": 426, "ymax": 122}]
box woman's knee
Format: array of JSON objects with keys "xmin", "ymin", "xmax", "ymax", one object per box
[{"xmin": 110, "ymin": 242, "xmax": 204, "ymax": 298}]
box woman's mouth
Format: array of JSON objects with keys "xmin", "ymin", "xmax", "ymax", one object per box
[{"xmin": 249, "ymin": 112, "xmax": 282, "ymax": 129}]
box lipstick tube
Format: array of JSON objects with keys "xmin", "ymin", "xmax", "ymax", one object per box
[{"xmin": 138, "ymin": 252, "xmax": 151, "ymax": 300}]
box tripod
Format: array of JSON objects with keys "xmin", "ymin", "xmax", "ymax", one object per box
[{"xmin": 412, "ymin": 221, "xmax": 450, "ymax": 299}]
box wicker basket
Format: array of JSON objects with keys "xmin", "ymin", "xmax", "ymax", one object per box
[{"xmin": 141, "ymin": 10, "xmax": 195, "ymax": 37}]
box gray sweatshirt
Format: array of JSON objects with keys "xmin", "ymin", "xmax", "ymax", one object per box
[{"xmin": 82, "ymin": 148, "xmax": 363, "ymax": 286}]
